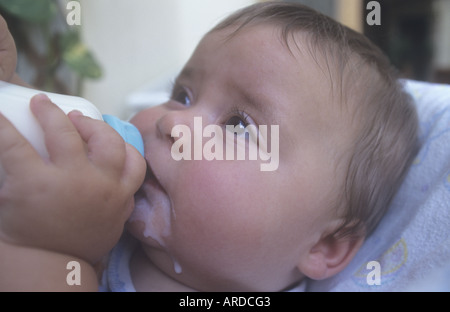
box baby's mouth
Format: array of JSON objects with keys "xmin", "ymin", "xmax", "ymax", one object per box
[{"xmin": 129, "ymin": 160, "xmax": 173, "ymax": 246}]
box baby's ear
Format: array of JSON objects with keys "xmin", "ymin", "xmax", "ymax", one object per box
[{"xmin": 297, "ymin": 228, "xmax": 364, "ymax": 280}]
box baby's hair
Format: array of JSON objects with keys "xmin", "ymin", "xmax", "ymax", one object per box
[{"xmin": 210, "ymin": 2, "xmax": 419, "ymax": 238}]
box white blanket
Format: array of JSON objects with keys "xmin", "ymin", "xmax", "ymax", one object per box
[{"xmin": 308, "ymin": 80, "xmax": 450, "ymax": 292}]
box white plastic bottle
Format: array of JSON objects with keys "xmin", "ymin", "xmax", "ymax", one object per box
[{"xmin": 0, "ymin": 80, "xmax": 144, "ymax": 163}]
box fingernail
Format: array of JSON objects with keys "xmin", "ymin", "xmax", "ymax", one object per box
[
  {"xmin": 33, "ymin": 93, "xmax": 51, "ymax": 103},
  {"xmin": 68, "ymin": 110, "xmax": 83, "ymax": 118}
]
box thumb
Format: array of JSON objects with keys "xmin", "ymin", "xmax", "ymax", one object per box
[{"xmin": 0, "ymin": 15, "xmax": 18, "ymax": 82}]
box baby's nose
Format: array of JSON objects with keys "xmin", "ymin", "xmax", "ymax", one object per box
[{"xmin": 156, "ymin": 109, "xmax": 200, "ymax": 146}]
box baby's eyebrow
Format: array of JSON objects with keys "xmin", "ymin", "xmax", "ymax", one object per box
[
  {"xmin": 174, "ymin": 66, "xmax": 197, "ymax": 84},
  {"xmin": 240, "ymin": 88, "xmax": 268, "ymax": 116},
  {"xmin": 229, "ymin": 81, "xmax": 277, "ymax": 125}
]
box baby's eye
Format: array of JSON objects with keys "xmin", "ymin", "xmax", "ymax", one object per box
[
  {"xmin": 171, "ymin": 86, "xmax": 192, "ymax": 106},
  {"xmin": 226, "ymin": 114, "xmax": 250, "ymax": 136}
]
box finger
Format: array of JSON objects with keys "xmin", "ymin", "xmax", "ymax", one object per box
[
  {"xmin": 0, "ymin": 112, "xmax": 42, "ymax": 176},
  {"xmin": 0, "ymin": 16, "xmax": 18, "ymax": 82},
  {"xmin": 120, "ymin": 144, "xmax": 146, "ymax": 195},
  {"xmin": 29, "ymin": 94, "xmax": 86, "ymax": 166},
  {"xmin": 68, "ymin": 112, "xmax": 127, "ymax": 175}
]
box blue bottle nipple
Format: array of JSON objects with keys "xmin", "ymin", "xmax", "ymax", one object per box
[{"xmin": 103, "ymin": 115, "xmax": 145, "ymax": 157}]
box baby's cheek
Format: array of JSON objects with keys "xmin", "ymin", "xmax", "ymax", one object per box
[{"xmin": 170, "ymin": 177, "xmax": 263, "ymax": 250}]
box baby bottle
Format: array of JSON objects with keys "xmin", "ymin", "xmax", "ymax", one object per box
[{"xmin": 0, "ymin": 81, "xmax": 144, "ymax": 179}]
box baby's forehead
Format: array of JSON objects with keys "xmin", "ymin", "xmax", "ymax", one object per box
[
  {"xmin": 206, "ymin": 25, "xmax": 349, "ymax": 103},
  {"xmin": 209, "ymin": 23, "xmax": 346, "ymax": 84}
]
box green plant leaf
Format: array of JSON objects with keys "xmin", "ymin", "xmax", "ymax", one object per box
[
  {"xmin": 0, "ymin": 0, "xmax": 57, "ymax": 23},
  {"xmin": 61, "ymin": 32, "xmax": 102, "ymax": 79}
]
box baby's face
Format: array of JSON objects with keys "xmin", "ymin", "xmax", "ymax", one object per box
[{"xmin": 129, "ymin": 25, "xmax": 354, "ymax": 291}]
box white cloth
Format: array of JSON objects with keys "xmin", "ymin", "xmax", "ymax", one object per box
[
  {"xmin": 99, "ymin": 233, "xmax": 137, "ymax": 292},
  {"xmin": 307, "ymin": 80, "xmax": 450, "ymax": 291}
]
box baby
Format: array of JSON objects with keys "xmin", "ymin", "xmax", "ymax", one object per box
[{"xmin": 0, "ymin": 2, "xmax": 418, "ymax": 291}]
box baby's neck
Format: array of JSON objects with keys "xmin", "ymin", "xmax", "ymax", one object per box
[{"xmin": 130, "ymin": 245, "xmax": 195, "ymax": 292}]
